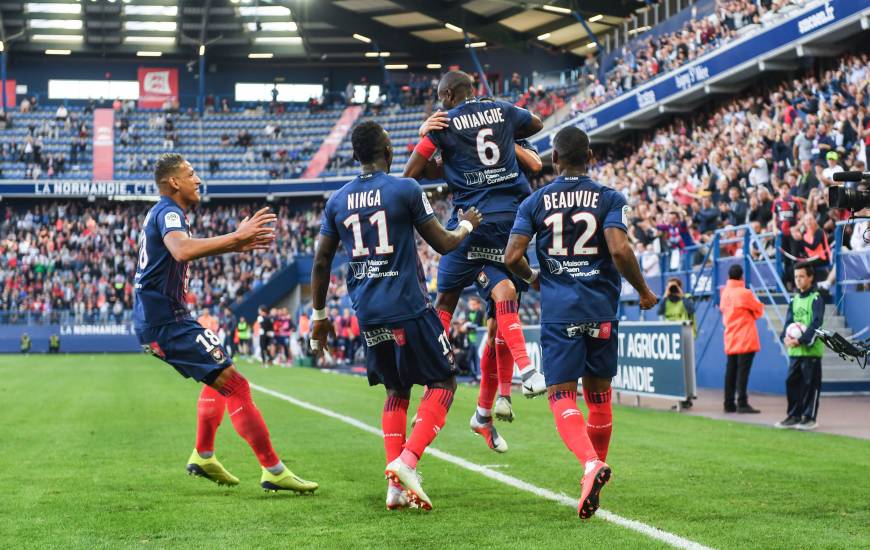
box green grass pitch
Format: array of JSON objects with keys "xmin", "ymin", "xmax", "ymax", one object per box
[{"xmin": 1, "ymin": 354, "xmax": 868, "ymax": 549}]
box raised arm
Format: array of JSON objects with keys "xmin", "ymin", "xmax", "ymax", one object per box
[
  {"xmin": 404, "ymin": 150, "xmax": 432, "ymax": 179},
  {"xmin": 604, "ymin": 227, "xmax": 658, "ymax": 309},
  {"xmin": 514, "ymin": 114, "xmax": 543, "ymax": 139},
  {"xmin": 163, "ymin": 207, "xmax": 276, "ymax": 262},
  {"xmin": 515, "ymin": 143, "xmax": 542, "ymax": 174},
  {"xmin": 416, "ymin": 207, "xmax": 482, "ymax": 255}
]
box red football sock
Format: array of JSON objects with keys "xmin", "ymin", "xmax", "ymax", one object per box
[
  {"xmin": 437, "ymin": 309, "xmax": 453, "ymax": 333},
  {"xmin": 195, "ymin": 385, "xmax": 226, "ymax": 454},
  {"xmin": 382, "ymin": 396, "xmax": 409, "ymax": 465},
  {"xmin": 584, "ymin": 388, "xmax": 613, "ymax": 462},
  {"xmin": 477, "ymin": 341, "xmax": 498, "ymax": 411},
  {"xmin": 548, "ymin": 391, "xmax": 598, "ymax": 465},
  {"xmin": 219, "ymin": 371, "xmax": 281, "ymax": 468},
  {"xmin": 494, "ymin": 301, "xmax": 531, "ymax": 371},
  {"xmin": 494, "ymin": 332, "xmax": 514, "ymax": 397},
  {"xmin": 402, "ymin": 388, "xmax": 454, "ymax": 468}
]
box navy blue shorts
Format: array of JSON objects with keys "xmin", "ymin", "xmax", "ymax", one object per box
[
  {"xmin": 540, "ymin": 321, "xmax": 619, "ymax": 386},
  {"xmin": 136, "ymin": 318, "xmax": 233, "ymax": 384},
  {"xmin": 362, "ymin": 309, "xmax": 457, "ymax": 391},
  {"xmin": 437, "ymin": 214, "xmax": 528, "ymax": 300}
]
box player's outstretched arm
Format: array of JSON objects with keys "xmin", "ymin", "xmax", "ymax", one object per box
[
  {"xmin": 604, "ymin": 227, "xmax": 658, "ymax": 310},
  {"xmin": 514, "ymin": 143, "xmax": 542, "ymax": 174},
  {"xmin": 163, "ymin": 207, "xmax": 276, "ymax": 262},
  {"xmin": 403, "ymin": 151, "xmax": 430, "ymax": 179},
  {"xmin": 514, "ymin": 114, "xmax": 543, "ymax": 139},
  {"xmin": 504, "ymin": 234, "xmax": 540, "ymax": 291},
  {"xmin": 309, "ymin": 233, "xmax": 340, "ymax": 352},
  {"xmin": 416, "ymin": 207, "xmax": 483, "ymax": 255}
]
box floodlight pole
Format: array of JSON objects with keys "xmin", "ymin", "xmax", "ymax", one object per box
[
  {"xmin": 198, "ymin": 47, "xmax": 206, "ymax": 116},
  {"xmin": 1, "ymin": 48, "xmax": 7, "ymax": 112},
  {"xmin": 464, "ymin": 32, "xmax": 491, "ymax": 97},
  {"xmin": 570, "ymin": 10, "xmax": 603, "ymax": 52},
  {"xmin": 374, "ymin": 42, "xmax": 391, "ymax": 102}
]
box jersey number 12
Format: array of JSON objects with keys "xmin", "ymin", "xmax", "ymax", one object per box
[{"xmin": 543, "ymin": 212, "xmax": 599, "ymax": 256}]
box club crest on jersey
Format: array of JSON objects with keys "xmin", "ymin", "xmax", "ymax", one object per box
[
  {"xmin": 211, "ymin": 347, "xmax": 225, "ymax": 362},
  {"xmin": 143, "ymin": 341, "xmax": 166, "ymax": 358},
  {"xmin": 391, "ymin": 328, "xmax": 407, "ymax": 346},
  {"xmin": 476, "ymin": 271, "xmax": 489, "ymax": 287},
  {"xmin": 349, "ymin": 261, "xmax": 368, "ymax": 280}
]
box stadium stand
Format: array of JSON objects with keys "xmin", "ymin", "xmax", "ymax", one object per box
[
  {"xmin": 0, "ymin": 199, "xmax": 323, "ymax": 324},
  {"xmin": 0, "ymin": 104, "xmax": 92, "ymax": 181},
  {"xmin": 569, "ymin": 0, "xmax": 814, "ymax": 116},
  {"xmin": 113, "ymin": 106, "xmax": 342, "ymax": 181}
]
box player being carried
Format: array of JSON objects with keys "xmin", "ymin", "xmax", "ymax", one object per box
[
  {"xmin": 310, "ymin": 121, "xmax": 483, "ymax": 511},
  {"xmin": 404, "ymin": 70, "xmax": 545, "ymax": 454},
  {"xmin": 134, "ymin": 153, "xmax": 318, "ymax": 494},
  {"xmin": 418, "ymin": 99, "xmax": 543, "ymax": 432},
  {"xmin": 504, "ymin": 127, "xmax": 658, "ymax": 519}
]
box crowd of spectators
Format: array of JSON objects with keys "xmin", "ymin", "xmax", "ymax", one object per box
[
  {"xmin": 588, "ymin": 53, "xmax": 870, "ymax": 291},
  {"xmin": 570, "ymin": 0, "xmax": 811, "ymax": 116},
  {"xmin": 1, "ymin": 103, "xmax": 89, "ymax": 180},
  {"xmin": 0, "ymin": 199, "xmax": 323, "ymax": 323}
]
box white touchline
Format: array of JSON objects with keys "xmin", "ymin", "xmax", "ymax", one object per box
[{"xmin": 250, "ymin": 383, "xmax": 714, "ymax": 550}]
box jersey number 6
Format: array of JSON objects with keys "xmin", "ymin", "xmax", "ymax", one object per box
[{"xmin": 476, "ymin": 128, "xmax": 500, "ymax": 167}]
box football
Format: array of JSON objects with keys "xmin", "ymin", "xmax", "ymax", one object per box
[{"xmin": 786, "ymin": 322, "xmax": 807, "ymax": 341}]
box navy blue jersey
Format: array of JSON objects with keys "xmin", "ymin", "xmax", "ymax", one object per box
[
  {"xmin": 133, "ymin": 196, "xmax": 191, "ymax": 330},
  {"xmin": 426, "ymin": 98, "xmax": 532, "ymax": 216},
  {"xmin": 511, "ymin": 175, "xmax": 628, "ymax": 323},
  {"xmin": 320, "ymin": 172, "xmax": 435, "ymax": 325}
]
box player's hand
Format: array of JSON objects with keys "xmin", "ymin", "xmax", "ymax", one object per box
[
  {"xmin": 310, "ymin": 319, "xmax": 335, "ymax": 356},
  {"xmin": 234, "ymin": 207, "xmax": 277, "ymax": 252},
  {"xmin": 419, "ymin": 111, "xmax": 450, "ymax": 137},
  {"xmin": 457, "ymin": 207, "xmax": 483, "ymax": 231},
  {"xmin": 784, "ymin": 336, "xmax": 798, "ymax": 348},
  {"xmin": 530, "ymin": 274, "xmax": 541, "ymax": 292},
  {"xmin": 638, "ymin": 289, "xmax": 659, "ymax": 310}
]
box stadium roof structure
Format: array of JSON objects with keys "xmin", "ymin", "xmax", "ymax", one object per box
[{"xmin": 0, "ymin": 0, "xmax": 646, "ymax": 62}]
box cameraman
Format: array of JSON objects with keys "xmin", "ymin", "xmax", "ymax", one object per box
[{"xmin": 657, "ymin": 277, "xmax": 696, "ymax": 336}]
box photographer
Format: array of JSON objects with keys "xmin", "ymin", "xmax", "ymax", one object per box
[
  {"xmin": 776, "ymin": 263, "xmax": 824, "ymax": 431},
  {"xmin": 657, "ymin": 277, "xmax": 696, "ymax": 336}
]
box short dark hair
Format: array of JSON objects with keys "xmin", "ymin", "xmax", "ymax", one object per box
[
  {"xmin": 728, "ymin": 264, "xmax": 743, "ymax": 280},
  {"xmin": 794, "ymin": 261, "xmax": 815, "ymax": 278},
  {"xmin": 439, "ymin": 70, "xmax": 473, "ymax": 96},
  {"xmin": 351, "ymin": 120, "xmax": 388, "ymax": 164},
  {"xmin": 552, "ymin": 126, "xmax": 589, "ymax": 167},
  {"xmin": 154, "ymin": 153, "xmax": 187, "ymax": 185}
]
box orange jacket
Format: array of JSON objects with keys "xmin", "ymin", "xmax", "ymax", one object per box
[{"xmin": 719, "ymin": 279, "xmax": 764, "ymax": 355}]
